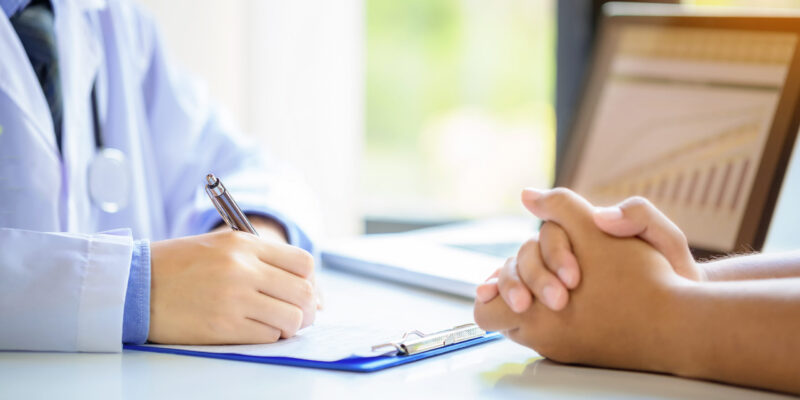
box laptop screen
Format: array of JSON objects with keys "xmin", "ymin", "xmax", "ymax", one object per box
[{"xmin": 565, "ymin": 20, "xmax": 799, "ymax": 252}]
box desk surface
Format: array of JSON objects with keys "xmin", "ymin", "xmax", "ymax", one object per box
[{"xmin": 0, "ymin": 268, "xmax": 791, "ymax": 400}]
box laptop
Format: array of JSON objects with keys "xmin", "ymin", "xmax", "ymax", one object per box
[{"xmin": 322, "ymin": 2, "xmax": 800, "ymax": 298}]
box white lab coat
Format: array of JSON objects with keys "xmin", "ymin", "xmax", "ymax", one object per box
[{"xmin": 0, "ymin": 0, "xmax": 319, "ymax": 352}]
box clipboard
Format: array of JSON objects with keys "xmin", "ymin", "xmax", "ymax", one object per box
[{"xmin": 124, "ymin": 324, "xmax": 502, "ymax": 372}]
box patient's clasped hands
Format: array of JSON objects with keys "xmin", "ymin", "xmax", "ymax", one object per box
[
  {"xmin": 474, "ymin": 188, "xmax": 711, "ymax": 373},
  {"xmin": 474, "ymin": 187, "xmax": 800, "ymax": 396}
]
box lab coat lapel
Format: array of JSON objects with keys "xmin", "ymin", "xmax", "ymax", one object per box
[
  {"xmin": 0, "ymin": 12, "xmax": 58, "ymax": 155},
  {"xmin": 54, "ymin": 0, "xmax": 102, "ymax": 156},
  {"xmin": 52, "ymin": 0, "xmax": 104, "ymax": 232}
]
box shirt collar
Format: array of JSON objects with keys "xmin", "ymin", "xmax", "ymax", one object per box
[{"xmin": 1, "ymin": 0, "xmax": 31, "ymax": 17}]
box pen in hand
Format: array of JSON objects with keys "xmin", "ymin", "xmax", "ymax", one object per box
[
  {"xmin": 205, "ymin": 173, "xmax": 259, "ymax": 236},
  {"xmin": 206, "ymin": 173, "xmax": 324, "ymax": 311}
]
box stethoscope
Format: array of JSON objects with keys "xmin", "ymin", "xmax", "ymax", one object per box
[{"xmin": 86, "ymin": 78, "xmax": 130, "ymax": 213}]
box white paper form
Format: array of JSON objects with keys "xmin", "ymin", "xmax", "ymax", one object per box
[{"xmin": 143, "ymin": 318, "xmax": 407, "ymax": 362}]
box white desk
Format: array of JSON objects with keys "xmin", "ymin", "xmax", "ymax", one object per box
[{"xmin": 0, "ymin": 268, "xmax": 792, "ymax": 400}]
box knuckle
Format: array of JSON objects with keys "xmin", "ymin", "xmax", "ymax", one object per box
[
  {"xmin": 540, "ymin": 187, "xmax": 575, "ymax": 211},
  {"xmin": 263, "ymin": 328, "xmax": 281, "ymax": 344},
  {"xmin": 219, "ymin": 256, "xmax": 249, "ymax": 281},
  {"xmin": 623, "ymin": 196, "xmax": 652, "ymax": 211},
  {"xmin": 296, "ymin": 250, "xmax": 315, "ymax": 276},
  {"xmin": 516, "ymin": 238, "xmax": 539, "ymax": 261},
  {"xmin": 285, "ymin": 307, "xmax": 304, "ymax": 336},
  {"xmin": 302, "ymin": 307, "xmax": 317, "ymax": 329},
  {"xmin": 516, "ymin": 241, "xmax": 541, "ymax": 273},
  {"xmin": 217, "ymin": 250, "xmax": 244, "ymax": 270},
  {"xmin": 222, "ymin": 230, "xmax": 247, "ymax": 245},
  {"xmin": 496, "ymin": 267, "xmax": 515, "ymax": 290},
  {"xmin": 539, "ymin": 223, "xmax": 563, "ymax": 248},
  {"xmin": 549, "ymin": 187, "xmax": 573, "ymax": 197},
  {"xmin": 296, "ymin": 279, "xmax": 315, "ymax": 308},
  {"xmin": 518, "ymin": 266, "xmax": 544, "ymax": 290},
  {"xmin": 547, "ymin": 187, "xmax": 574, "ymax": 201},
  {"xmin": 541, "ymin": 226, "xmax": 571, "ymax": 262}
]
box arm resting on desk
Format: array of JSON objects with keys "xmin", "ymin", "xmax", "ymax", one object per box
[
  {"xmin": 666, "ymin": 277, "xmax": 800, "ymax": 394},
  {"xmin": 702, "ymin": 250, "xmax": 800, "ymax": 281}
]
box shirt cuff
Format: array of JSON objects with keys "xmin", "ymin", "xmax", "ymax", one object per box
[{"xmin": 122, "ymin": 240, "xmax": 151, "ymax": 344}]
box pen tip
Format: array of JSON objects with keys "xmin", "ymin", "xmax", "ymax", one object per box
[{"xmin": 206, "ymin": 174, "xmax": 217, "ymax": 186}]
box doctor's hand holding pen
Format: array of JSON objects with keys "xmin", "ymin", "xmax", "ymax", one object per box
[
  {"xmin": 145, "ymin": 175, "xmax": 318, "ymax": 345},
  {"xmin": 147, "ymin": 223, "xmax": 317, "ymax": 345}
]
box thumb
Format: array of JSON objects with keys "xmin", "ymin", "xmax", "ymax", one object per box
[{"xmin": 593, "ymin": 196, "xmax": 700, "ymax": 280}]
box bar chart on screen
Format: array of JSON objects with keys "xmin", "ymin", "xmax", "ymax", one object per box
[
  {"xmin": 587, "ymin": 118, "xmax": 762, "ymax": 249},
  {"xmin": 570, "ymin": 25, "xmax": 796, "ymax": 251}
]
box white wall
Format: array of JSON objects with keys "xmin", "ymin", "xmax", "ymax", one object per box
[
  {"xmin": 764, "ymin": 131, "xmax": 800, "ymax": 252},
  {"xmin": 136, "ymin": 0, "xmax": 364, "ymax": 238}
]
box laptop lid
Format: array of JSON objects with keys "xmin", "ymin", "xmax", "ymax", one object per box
[{"xmin": 556, "ymin": 2, "xmax": 800, "ymax": 255}]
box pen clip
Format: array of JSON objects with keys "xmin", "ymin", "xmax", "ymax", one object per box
[{"xmin": 371, "ymin": 324, "xmax": 486, "ymax": 356}]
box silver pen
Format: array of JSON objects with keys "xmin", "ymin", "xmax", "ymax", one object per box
[{"xmin": 205, "ymin": 173, "xmax": 259, "ymax": 236}]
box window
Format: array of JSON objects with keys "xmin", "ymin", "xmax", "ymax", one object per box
[{"xmin": 364, "ymin": 0, "xmax": 556, "ymax": 222}]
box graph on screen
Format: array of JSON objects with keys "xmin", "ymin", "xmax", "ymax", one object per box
[{"xmin": 570, "ymin": 26, "xmax": 796, "ymax": 251}]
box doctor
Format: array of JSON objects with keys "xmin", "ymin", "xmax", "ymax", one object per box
[{"xmin": 0, "ymin": 0, "xmax": 321, "ymax": 352}]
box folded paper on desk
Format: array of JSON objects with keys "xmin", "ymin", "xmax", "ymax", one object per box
[{"xmin": 124, "ymin": 320, "xmax": 502, "ymax": 372}]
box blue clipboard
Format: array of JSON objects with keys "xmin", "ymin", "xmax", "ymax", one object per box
[{"xmin": 124, "ymin": 331, "xmax": 502, "ymax": 373}]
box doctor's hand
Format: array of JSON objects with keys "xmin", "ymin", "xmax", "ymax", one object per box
[
  {"xmin": 148, "ymin": 230, "xmax": 316, "ymax": 345},
  {"xmin": 476, "ymin": 190, "xmax": 702, "ymax": 313},
  {"xmin": 473, "ymin": 188, "xmax": 687, "ymax": 372},
  {"xmin": 212, "ymin": 216, "xmax": 324, "ymax": 311}
]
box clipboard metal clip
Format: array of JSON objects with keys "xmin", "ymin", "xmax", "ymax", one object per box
[{"xmin": 371, "ymin": 323, "xmax": 487, "ymax": 356}]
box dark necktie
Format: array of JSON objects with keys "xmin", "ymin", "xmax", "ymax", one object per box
[{"xmin": 10, "ymin": 0, "xmax": 63, "ymax": 153}]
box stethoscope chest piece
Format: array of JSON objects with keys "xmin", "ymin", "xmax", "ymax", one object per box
[{"xmin": 88, "ymin": 147, "xmax": 130, "ymax": 213}]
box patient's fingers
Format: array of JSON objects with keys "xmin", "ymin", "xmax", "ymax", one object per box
[
  {"xmin": 516, "ymin": 233, "xmax": 568, "ymax": 311},
  {"xmin": 476, "ymin": 266, "xmax": 503, "ymax": 303},
  {"xmin": 476, "ymin": 278, "xmax": 499, "ymax": 303},
  {"xmin": 498, "ymin": 256, "xmax": 533, "ymax": 313},
  {"xmin": 521, "ymin": 188, "xmax": 597, "ymax": 243},
  {"xmin": 594, "ymin": 196, "xmax": 700, "ymax": 280},
  {"xmin": 538, "ymin": 222, "xmax": 580, "ymax": 289},
  {"xmin": 473, "ymin": 296, "xmax": 523, "ymax": 333}
]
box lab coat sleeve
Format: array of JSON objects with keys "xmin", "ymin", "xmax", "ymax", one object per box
[
  {"xmin": 0, "ymin": 228, "xmax": 133, "ymax": 352},
  {"xmin": 135, "ymin": 6, "xmax": 320, "ymax": 252}
]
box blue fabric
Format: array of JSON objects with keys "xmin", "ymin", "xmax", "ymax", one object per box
[
  {"xmin": 122, "ymin": 240, "xmax": 151, "ymax": 344},
  {"xmin": 0, "ymin": 0, "xmax": 29, "ymax": 17}
]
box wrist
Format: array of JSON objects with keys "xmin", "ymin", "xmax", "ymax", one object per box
[
  {"xmin": 699, "ymin": 258, "xmax": 736, "ymax": 282},
  {"xmin": 655, "ymin": 279, "xmax": 711, "ymax": 378}
]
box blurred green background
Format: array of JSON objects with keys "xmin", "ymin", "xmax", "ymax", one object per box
[{"xmin": 364, "ymin": 0, "xmax": 556, "ymax": 220}]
